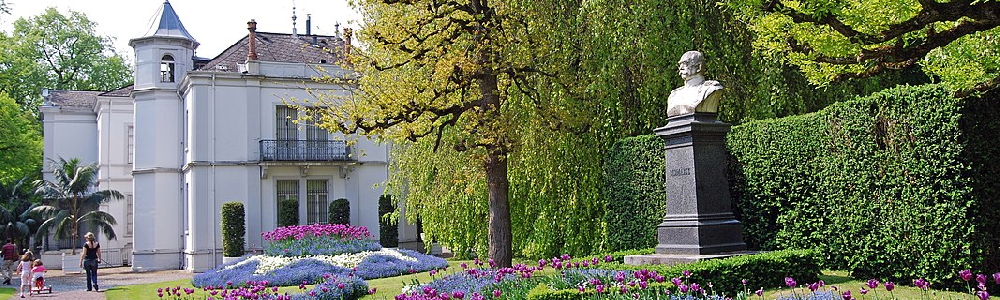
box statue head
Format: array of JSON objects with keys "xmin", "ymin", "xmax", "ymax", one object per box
[{"xmin": 677, "ymin": 51, "xmax": 704, "ymax": 81}]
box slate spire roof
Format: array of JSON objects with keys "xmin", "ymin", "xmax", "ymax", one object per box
[{"xmin": 138, "ymin": 0, "xmax": 197, "ymax": 42}]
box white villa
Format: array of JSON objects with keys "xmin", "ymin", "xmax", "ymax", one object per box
[{"xmin": 40, "ymin": 0, "xmax": 418, "ymax": 272}]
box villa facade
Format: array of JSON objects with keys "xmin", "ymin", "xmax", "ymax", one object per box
[{"xmin": 40, "ymin": 1, "xmax": 418, "ymax": 272}]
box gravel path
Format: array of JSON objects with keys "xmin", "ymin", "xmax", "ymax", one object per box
[{"xmin": 4, "ymin": 267, "xmax": 194, "ymax": 300}]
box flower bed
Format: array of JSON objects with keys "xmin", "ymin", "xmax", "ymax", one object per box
[
  {"xmin": 262, "ymin": 224, "xmax": 382, "ymax": 256},
  {"xmin": 193, "ymin": 248, "xmax": 447, "ymax": 287}
]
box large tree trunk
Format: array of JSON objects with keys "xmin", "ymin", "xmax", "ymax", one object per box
[
  {"xmin": 478, "ymin": 65, "xmax": 513, "ymax": 268},
  {"xmin": 484, "ymin": 151, "xmax": 512, "ymax": 268}
]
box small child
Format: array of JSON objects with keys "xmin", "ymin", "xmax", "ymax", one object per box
[{"xmin": 30, "ymin": 259, "xmax": 44, "ymax": 291}]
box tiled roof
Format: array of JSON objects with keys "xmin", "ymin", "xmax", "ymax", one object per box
[
  {"xmin": 45, "ymin": 90, "xmax": 101, "ymax": 109},
  {"xmin": 99, "ymin": 85, "xmax": 134, "ymax": 97},
  {"xmin": 200, "ymin": 32, "xmax": 345, "ymax": 72},
  {"xmin": 138, "ymin": 0, "xmax": 197, "ymax": 42}
]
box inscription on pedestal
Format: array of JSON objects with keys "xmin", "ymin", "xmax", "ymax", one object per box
[{"xmin": 669, "ymin": 168, "xmax": 691, "ymax": 176}]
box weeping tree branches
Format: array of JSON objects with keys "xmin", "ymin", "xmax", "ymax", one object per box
[
  {"xmin": 302, "ymin": 0, "xmax": 587, "ymax": 267},
  {"xmin": 733, "ymin": 0, "xmax": 1000, "ymax": 96}
]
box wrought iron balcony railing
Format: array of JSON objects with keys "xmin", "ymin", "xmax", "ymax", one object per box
[{"xmin": 259, "ymin": 140, "xmax": 351, "ymax": 162}]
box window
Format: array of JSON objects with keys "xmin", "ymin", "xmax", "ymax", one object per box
[
  {"xmin": 306, "ymin": 180, "xmax": 329, "ymax": 224},
  {"xmin": 127, "ymin": 125, "xmax": 134, "ymax": 164},
  {"xmin": 276, "ymin": 106, "xmax": 298, "ymax": 140},
  {"xmin": 161, "ymin": 54, "xmax": 175, "ymax": 82},
  {"xmin": 126, "ymin": 195, "xmax": 133, "ymax": 235},
  {"xmin": 304, "ymin": 108, "xmax": 328, "ymax": 141}
]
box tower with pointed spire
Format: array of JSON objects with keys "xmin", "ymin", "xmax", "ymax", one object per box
[{"xmin": 128, "ymin": 0, "xmax": 198, "ymax": 272}]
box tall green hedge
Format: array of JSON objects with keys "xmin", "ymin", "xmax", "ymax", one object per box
[
  {"xmin": 221, "ymin": 201, "xmax": 245, "ymax": 257},
  {"xmin": 728, "ymin": 84, "xmax": 1000, "ymax": 287},
  {"xmin": 379, "ymin": 195, "xmax": 399, "ymax": 247},
  {"xmin": 329, "ymin": 198, "xmax": 350, "ymax": 225},
  {"xmin": 601, "ymin": 135, "xmax": 665, "ymax": 252},
  {"xmin": 277, "ymin": 198, "xmax": 298, "ymax": 227}
]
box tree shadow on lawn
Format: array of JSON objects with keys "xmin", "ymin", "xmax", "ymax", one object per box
[{"xmin": 818, "ymin": 270, "xmax": 853, "ymax": 285}]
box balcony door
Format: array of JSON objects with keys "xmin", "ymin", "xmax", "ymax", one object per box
[
  {"xmin": 304, "ymin": 109, "xmax": 329, "ymax": 160},
  {"xmin": 276, "ymin": 106, "xmax": 299, "ymax": 160}
]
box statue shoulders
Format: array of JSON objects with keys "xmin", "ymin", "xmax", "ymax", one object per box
[{"xmin": 702, "ymin": 80, "xmax": 722, "ymax": 87}]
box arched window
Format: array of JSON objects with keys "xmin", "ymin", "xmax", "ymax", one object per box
[{"xmin": 160, "ymin": 54, "xmax": 175, "ymax": 82}]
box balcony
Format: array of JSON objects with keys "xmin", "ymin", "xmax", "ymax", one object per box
[{"xmin": 260, "ymin": 140, "xmax": 351, "ymax": 162}]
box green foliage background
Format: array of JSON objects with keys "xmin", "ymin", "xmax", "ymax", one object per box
[
  {"xmin": 221, "ymin": 202, "xmax": 245, "ymax": 257},
  {"xmin": 600, "ymin": 135, "xmax": 665, "ymax": 252},
  {"xmin": 0, "ymin": 93, "xmax": 41, "ymax": 182},
  {"xmin": 0, "ymin": 8, "xmax": 131, "ymax": 114},
  {"xmin": 728, "ymin": 84, "xmax": 1000, "ymax": 287},
  {"xmin": 328, "ymin": 198, "xmax": 350, "ymax": 225}
]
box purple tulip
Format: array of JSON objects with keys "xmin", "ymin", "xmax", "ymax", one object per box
[
  {"xmin": 679, "ymin": 284, "xmax": 689, "ymax": 293},
  {"xmin": 741, "ymin": 279, "xmax": 748, "ymax": 286},
  {"xmin": 453, "ymin": 291, "xmax": 465, "ymax": 299},
  {"xmin": 604, "ymin": 255, "xmax": 613, "ymax": 262},
  {"xmin": 808, "ymin": 282, "xmax": 820, "ymax": 292},
  {"xmin": 369, "ymin": 288, "xmax": 377, "ymax": 295},
  {"xmin": 672, "ymin": 277, "xmax": 683, "ymax": 286},
  {"xmin": 841, "ymin": 291, "xmax": 852, "ymax": 300},
  {"xmin": 977, "ymin": 274, "xmax": 988, "ymax": 285},
  {"xmin": 859, "ymin": 287, "xmax": 868, "ymax": 295},
  {"xmin": 755, "ymin": 288, "xmax": 763, "ymax": 296},
  {"xmin": 866, "ymin": 279, "xmax": 879, "ymax": 289},
  {"xmin": 682, "ymin": 270, "xmax": 692, "ymax": 278},
  {"xmin": 913, "ymin": 278, "xmax": 930, "ymax": 290},
  {"xmin": 960, "ymin": 269, "xmax": 974, "ymax": 281},
  {"xmin": 994, "ymin": 272, "xmax": 1000, "ymax": 285},
  {"xmin": 690, "ymin": 283, "xmax": 701, "ymax": 292},
  {"xmin": 977, "ymin": 291, "xmax": 989, "ymax": 300},
  {"xmin": 785, "ymin": 277, "xmax": 797, "ymax": 288},
  {"xmin": 493, "ymin": 289, "xmax": 502, "ymax": 298},
  {"xmin": 884, "ymin": 281, "xmax": 895, "ymax": 291}
]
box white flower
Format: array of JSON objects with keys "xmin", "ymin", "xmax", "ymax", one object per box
[{"xmin": 232, "ymin": 249, "xmax": 420, "ymax": 275}]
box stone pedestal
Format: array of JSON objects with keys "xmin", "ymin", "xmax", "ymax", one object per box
[{"xmin": 625, "ymin": 113, "xmax": 747, "ymax": 265}]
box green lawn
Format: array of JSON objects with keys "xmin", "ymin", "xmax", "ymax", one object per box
[
  {"xmin": 761, "ymin": 270, "xmax": 995, "ymax": 300},
  {"xmin": 0, "ymin": 287, "xmax": 15, "ymax": 298},
  {"xmin": 106, "ymin": 267, "xmax": 997, "ymax": 300}
]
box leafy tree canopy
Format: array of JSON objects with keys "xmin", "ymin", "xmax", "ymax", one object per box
[
  {"xmin": 0, "ymin": 92, "xmax": 41, "ymax": 183},
  {"xmin": 301, "ymin": 0, "xmax": 589, "ymax": 267},
  {"xmin": 0, "ymin": 7, "xmax": 132, "ymax": 114},
  {"xmin": 728, "ymin": 0, "xmax": 1000, "ymax": 96}
]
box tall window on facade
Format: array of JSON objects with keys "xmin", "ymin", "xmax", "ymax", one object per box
[
  {"xmin": 127, "ymin": 125, "xmax": 134, "ymax": 164},
  {"xmin": 276, "ymin": 106, "xmax": 298, "ymax": 140},
  {"xmin": 303, "ymin": 108, "xmax": 328, "ymax": 159},
  {"xmin": 277, "ymin": 180, "xmax": 299, "ymax": 225},
  {"xmin": 306, "ymin": 180, "xmax": 329, "ymax": 224},
  {"xmin": 126, "ymin": 194, "xmax": 133, "ymax": 235},
  {"xmin": 161, "ymin": 54, "xmax": 175, "ymax": 82},
  {"xmin": 275, "ymin": 106, "xmax": 300, "ymax": 160}
]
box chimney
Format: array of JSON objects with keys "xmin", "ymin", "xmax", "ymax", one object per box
[
  {"xmin": 247, "ymin": 19, "xmax": 259, "ymax": 61},
  {"xmin": 306, "ymin": 14, "xmax": 312, "ymax": 36},
  {"xmin": 344, "ymin": 27, "xmax": 352, "ymax": 57}
]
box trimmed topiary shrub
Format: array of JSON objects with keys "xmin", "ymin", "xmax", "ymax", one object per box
[
  {"xmin": 329, "ymin": 198, "xmax": 350, "ymax": 225},
  {"xmin": 601, "ymin": 135, "xmax": 665, "ymax": 253},
  {"xmin": 277, "ymin": 198, "xmax": 298, "ymax": 227},
  {"xmin": 727, "ymin": 84, "xmax": 1000, "ymax": 288},
  {"xmin": 378, "ymin": 194, "xmax": 399, "ymax": 247},
  {"xmin": 221, "ymin": 201, "xmax": 245, "ymax": 257}
]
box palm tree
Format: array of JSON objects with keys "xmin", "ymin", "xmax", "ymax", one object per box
[
  {"xmin": 32, "ymin": 157, "xmax": 122, "ymax": 254},
  {"xmin": 0, "ymin": 177, "xmax": 41, "ymax": 250}
]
